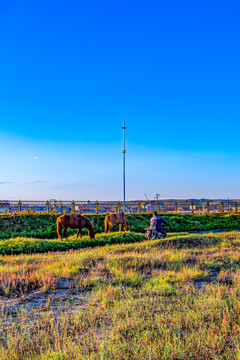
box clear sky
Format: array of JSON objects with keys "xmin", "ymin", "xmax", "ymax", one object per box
[{"xmin": 0, "ymin": 0, "xmax": 239, "ymax": 200}]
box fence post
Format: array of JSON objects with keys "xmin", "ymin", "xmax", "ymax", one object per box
[
  {"xmin": 72, "ymin": 200, "xmax": 75, "ymax": 214},
  {"xmin": 207, "ymin": 202, "xmax": 209, "ymax": 214},
  {"xmin": 118, "ymin": 201, "xmax": 121, "ymax": 213},
  {"xmin": 235, "ymin": 202, "xmax": 238, "ymax": 213},
  {"xmin": 221, "ymin": 202, "xmax": 224, "ymax": 214},
  {"xmin": 175, "ymin": 201, "xmax": 178, "ymax": 213},
  {"xmin": 95, "ymin": 201, "xmax": 99, "ymax": 214},
  {"xmin": 161, "ymin": 202, "xmax": 165, "ymax": 213},
  {"xmin": 157, "ymin": 201, "xmax": 160, "ymax": 213},
  {"xmin": 18, "ymin": 200, "xmax": 22, "ymax": 212},
  {"xmin": 191, "ymin": 201, "xmax": 194, "ymax": 215},
  {"xmin": 138, "ymin": 201, "xmax": 141, "ymax": 214},
  {"xmin": 46, "ymin": 200, "xmax": 49, "ymax": 213}
]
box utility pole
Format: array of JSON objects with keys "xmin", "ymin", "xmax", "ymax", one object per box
[{"xmin": 122, "ymin": 121, "xmax": 127, "ymax": 213}]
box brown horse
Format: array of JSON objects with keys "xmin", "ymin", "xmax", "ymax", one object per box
[
  {"xmin": 57, "ymin": 214, "xmax": 95, "ymax": 240},
  {"xmin": 105, "ymin": 212, "xmax": 129, "ymax": 233}
]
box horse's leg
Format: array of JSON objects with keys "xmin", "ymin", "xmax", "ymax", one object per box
[
  {"xmin": 57, "ymin": 220, "xmax": 63, "ymax": 240},
  {"xmin": 76, "ymin": 229, "xmax": 82, "ymax": 239},
  {"xmin": 119, "ymin": 224, "xmax": 122, "ymax": 232},
  {"xmin": 58, "ymin": 226, "xmax": 62, "ymax": 240},
  {"xmin": 105, "ymin": 217, "xmax": 109, "ymax": 233},
  {"xmin": 109, "ymin": 224, "xmax": 114, "ymax": 233},
  {"xmin": 60, "ymin": 226, "xmax": 63, "ymax": 241},
  {"xmin": 108, "ymin": 220, "xmax": 111, "ymax": 233},
  {"xmin": 63, "ymin": 227, "xmax": 68, "ymax": 241}
]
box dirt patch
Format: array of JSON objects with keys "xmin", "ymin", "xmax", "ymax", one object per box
[
  {"xmin": 193, "ymin": 268, "xmax": 234, "ymax": 289},
  {"xmin": 0, "ymin": 278, "xmax": 89, "ymax": 321},
  {"xmin": 196, "ymin": 247, "xmax": 240, "ymax": 259}
]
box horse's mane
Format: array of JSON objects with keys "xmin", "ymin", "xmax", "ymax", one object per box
[{"xmin": 78, "ymin": 214, "xmax": 93, "ymax": 228}]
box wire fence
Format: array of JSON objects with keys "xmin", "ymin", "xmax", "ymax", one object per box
[{"xmin": 0, "ymin": 199, "xmax": 239, "ymax": 215}]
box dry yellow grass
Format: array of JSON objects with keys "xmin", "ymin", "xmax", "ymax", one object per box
[{"xmin": 1, "ymin": 232, "xmax": 240, "ymax": 359}]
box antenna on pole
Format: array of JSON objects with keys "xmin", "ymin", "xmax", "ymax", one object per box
[{"xmin": 122, "ymin": 121, "xmax": 127, "ymax": 213}]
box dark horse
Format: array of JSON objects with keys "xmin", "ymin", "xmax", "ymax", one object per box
[
  {"xmin": 57, "ymin": 214, "xmax": 95, "ymax": 240},
  {"xmin": 105, "ymin": 212, "xmax": 129, "ymax": 233}
]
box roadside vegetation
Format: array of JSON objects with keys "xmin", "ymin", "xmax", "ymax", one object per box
[
  {"xmin": 0, "ymin": 212, "xmax": 240, "ymax": 239},
  {"xmin": 0, "ymin": 232, "xmax": 143, "ymax": 255},
  {"xmin": 0, "ymin": 232, "xmax": 190, "ymax": 255},
  {"xmin": 1, "ymin": 231, "xmax": 240, "ymax": 359}
]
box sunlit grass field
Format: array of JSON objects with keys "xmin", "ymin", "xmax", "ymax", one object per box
[
  {"xmin": 0, "ymin": 231, "xmax": 188, "ymax": 255},
  {"xmin": 1, "ymin": 231, "xmax": 240, "ymax": 359}
]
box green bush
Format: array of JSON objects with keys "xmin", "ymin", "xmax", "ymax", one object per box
[{"xmin": 0, "ymin": 213, "xmax": 239, "ymax": 239}]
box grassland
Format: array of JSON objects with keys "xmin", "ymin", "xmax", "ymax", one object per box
[
  {"xmin": 0, "ymin": 213, "xmax": 240, "ymax": 239},
  {"xmin": 1, "ymin": 231, "xmax": 240, "ymax": 359},
  {"xmin": 0, "ymin": 232, "xmax": 189, "ymax": 255}
]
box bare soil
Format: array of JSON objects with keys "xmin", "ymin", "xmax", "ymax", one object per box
[{"xmin": 0, "ymin": 278, "xmax": 89, "ymax": 324}]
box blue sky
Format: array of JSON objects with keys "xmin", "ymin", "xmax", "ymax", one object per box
[{"xmin": 0, "ymin": 0, "xmax": 239, "ymax": 200}]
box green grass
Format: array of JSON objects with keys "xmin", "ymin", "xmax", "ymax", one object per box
[
  {"xmin": 0, "ymin": 231, "xmax": 189, "ymax": 255},
  {"xmin": 0, "ymin": 212, "xmax": 240, "ymax": 239},
  {"xmin": 0, "ymin": 232, "xmax": 144, "ymax": 255},
  {"xmin": 0, "ymin": 229, "xmax": 234, "ymax": 256}
]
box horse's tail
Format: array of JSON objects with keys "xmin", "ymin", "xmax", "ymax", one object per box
[
  {"xmin": 104, "ymin": 215, "xmax": 109, "ymax": 233},
  {"xmin": 57, "ymin": 217, "xmax": 63, "ymax": 238}
]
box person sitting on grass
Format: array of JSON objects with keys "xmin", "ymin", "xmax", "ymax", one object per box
[{"xmin": 150, "ymin": 211, "xmax": 168, "ymax": 238}]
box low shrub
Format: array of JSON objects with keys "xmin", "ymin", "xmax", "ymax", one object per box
[{"xmin": 0, "ymin": 213, "xmax": 240, "ymax": 239}]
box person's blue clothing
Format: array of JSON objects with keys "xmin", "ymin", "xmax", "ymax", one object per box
[{"xmin": 150, "ymin": 215, "xmax": 168, "ymax": 237}]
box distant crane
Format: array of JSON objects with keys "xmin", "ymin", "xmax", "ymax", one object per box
[{"xmin": 144, "ymin": 193, "xmax": 150, "ymax": 212}]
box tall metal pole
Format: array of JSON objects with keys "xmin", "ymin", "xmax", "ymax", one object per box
[{"xmin": 122, "ymin": 121, "xmax": 127, "ymax": 213}]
